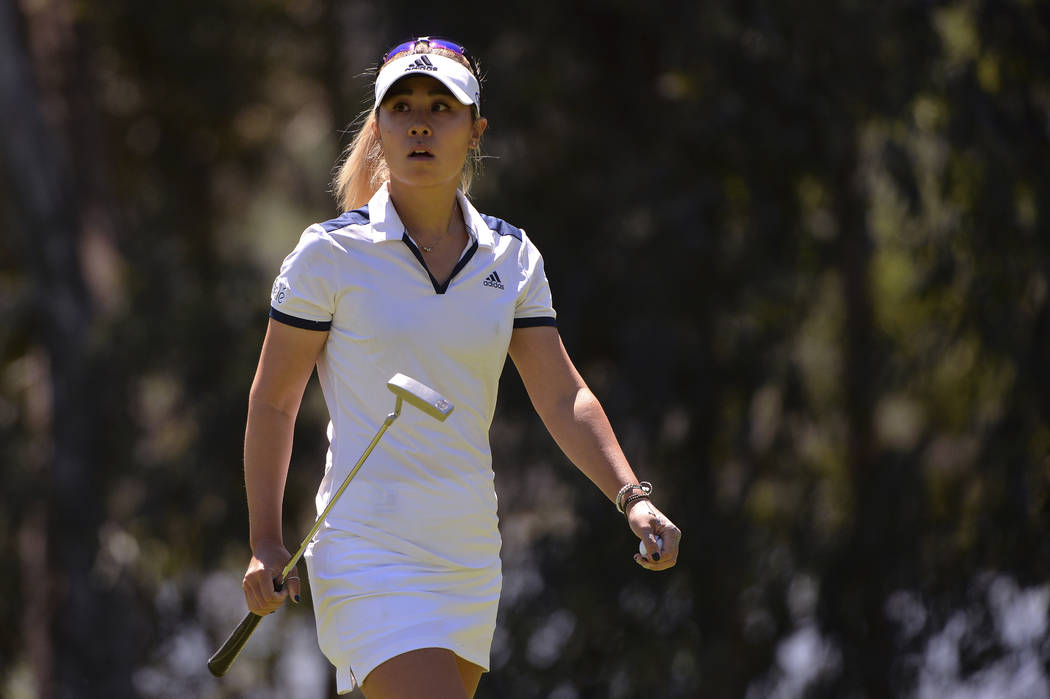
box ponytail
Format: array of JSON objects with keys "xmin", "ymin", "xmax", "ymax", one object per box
[{"xmin": 332, "ymin": 109, "xmax": 387, "ymax": 211}]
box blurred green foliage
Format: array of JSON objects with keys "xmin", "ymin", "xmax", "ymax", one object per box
[{"xmin": 1, "ymin": 0, "xmax": 1048, "ymax": 697}]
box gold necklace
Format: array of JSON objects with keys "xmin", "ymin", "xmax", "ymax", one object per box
[{"xmin": 414, "ymin": 203, "xmax": 459, "ymax": 253}]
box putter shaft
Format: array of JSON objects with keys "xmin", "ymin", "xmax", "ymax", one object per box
[{"xmin": 207, "ymin": 375, "xmax": 454, "ymax": 678}]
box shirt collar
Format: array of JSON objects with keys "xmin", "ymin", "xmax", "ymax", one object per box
[{"xmin": 367, "ymin": 182, "xmax": 496, "ymax": 248}]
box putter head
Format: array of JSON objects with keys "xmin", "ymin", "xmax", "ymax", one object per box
[{"xmin": 387, "ymin": 374, "xmax": 454, "ymax": 421}]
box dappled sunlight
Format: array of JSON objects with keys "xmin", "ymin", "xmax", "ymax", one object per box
[{"xmin": 2, "ymin": 0, "xmax": 1048, "ymax": 696}]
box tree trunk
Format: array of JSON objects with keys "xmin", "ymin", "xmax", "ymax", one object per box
[
  {"xmin": 0, "ymin": 1, "xmax": 134, "ymax": 696},
  {"xmin": 817, "ymin": 143, "xmax": 895, "ymax": 698}
]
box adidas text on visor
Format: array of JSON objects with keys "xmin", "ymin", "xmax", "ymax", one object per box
[{"xmin": 374, "ymin": 53, "xmax": 481, "ymax": 114}]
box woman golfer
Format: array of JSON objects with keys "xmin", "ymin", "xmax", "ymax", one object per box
[{"xmin": 241, "ymin": 36, "xmax": 682, "ymax": 698}]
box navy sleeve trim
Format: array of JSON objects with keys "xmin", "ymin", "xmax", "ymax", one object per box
[
  {"xmin": 481, "ymin": 214, "xmax": 524, "ymax": 242},
  {"xmin": 513, "ymin": 317, "xmax": 558, "ymax": 328},
  {"xmin": 270, "ymin": 307, "xmax": 332, "ymax": 331},
  {"xmin": 320, "ymin": 206, "xmax": 370, "ymax": 232}
]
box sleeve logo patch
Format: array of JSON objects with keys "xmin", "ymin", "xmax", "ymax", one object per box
[{"xmin": 272, "ymin": 281, "xmax": 289, "ymax": 304}]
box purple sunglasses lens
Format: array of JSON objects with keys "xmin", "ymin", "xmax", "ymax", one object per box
[
  {"xmin": 425, "ymin": 39, "xmax": 467, "ymax": 55},
  {"xmin": 382, "ymin": 41, "xmax": 416, "ymax": 63},
  {"xmin": 383, "ymin": 37, "xmax": 470, "ymax": 65}
]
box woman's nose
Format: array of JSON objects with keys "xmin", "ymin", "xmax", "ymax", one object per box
[{"xmin": 409, "ymin": 119, "xmax": 431, "ymax": 137}]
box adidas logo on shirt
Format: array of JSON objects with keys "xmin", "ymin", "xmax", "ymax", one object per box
[
  {"xmin": 483, "ymin": 271, "xmax": 504, "ymax": 290},
  {"xmin": 405, "ymin": 55, "xmax": 439, "ymax": 72}
]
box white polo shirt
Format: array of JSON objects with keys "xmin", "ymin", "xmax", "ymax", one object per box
[{"xmin": 269, "ymin": 183, "xmax": 556, "ymax": 569}]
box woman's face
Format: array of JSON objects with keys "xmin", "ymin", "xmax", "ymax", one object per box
[{"xmin": 374, "ymin": 74, "xmax": 487, "ymax": 190}]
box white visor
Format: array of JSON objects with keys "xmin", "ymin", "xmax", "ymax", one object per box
[{"xmin": 374, "ymin": 53, "xmax": 481, "ymax": 113}]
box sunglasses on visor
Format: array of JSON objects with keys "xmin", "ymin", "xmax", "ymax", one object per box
[{"xmin": 381, "ymin": 36, "xmax": 478, "ymax": 74}]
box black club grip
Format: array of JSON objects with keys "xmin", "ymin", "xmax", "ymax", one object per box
[
  {"xmin": 207, "ymin": 611, "xmax": 263, "ymax": 677},
  {"xmin": 208, "ymin": 577, "xmax": 285, "ymax": 677}
]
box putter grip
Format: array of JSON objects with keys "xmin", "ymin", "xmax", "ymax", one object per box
[{"xmin": 207, "ymin": 611, "xmax": 263, "ymax": 677}]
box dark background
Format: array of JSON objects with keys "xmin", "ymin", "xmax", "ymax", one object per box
[{"xmin": 2, "ymin": 0, "xmax": 1049, "ymax": 697}]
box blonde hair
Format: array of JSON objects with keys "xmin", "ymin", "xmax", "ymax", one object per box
[{"xmin": 332, "ymin": 45, "xmax": 483, "ymax": 211}]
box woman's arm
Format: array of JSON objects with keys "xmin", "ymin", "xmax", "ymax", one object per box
[
  {"xmin": 508, "ymin": 326, "xmax": 680, "ymax": 570},
  {"xmin": 242, "ymin": 319, "xmax": 329, "ymax": 613}
]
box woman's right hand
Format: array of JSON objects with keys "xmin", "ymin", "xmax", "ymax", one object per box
[{"xmin": 242, "ymin": 541, "xmax": 301, "ymax": 615}]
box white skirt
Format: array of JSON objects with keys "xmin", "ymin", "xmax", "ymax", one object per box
[{"xmin": 304, "ymin": 528, "xmax": 502, "ymax": 694}]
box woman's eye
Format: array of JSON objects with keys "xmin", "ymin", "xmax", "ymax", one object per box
[{"xmin": 387, "ymin": 100, "xmax": 452, "ymax": 113}]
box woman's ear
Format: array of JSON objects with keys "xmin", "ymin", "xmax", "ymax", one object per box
[{"xmin": 473, "ymin": 116, "xmax": 488, "ymax": 145}]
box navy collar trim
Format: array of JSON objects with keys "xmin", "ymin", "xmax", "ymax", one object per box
[{"xmin": 401, "ymin": 234, "xmax": 479, "ymax": 294}]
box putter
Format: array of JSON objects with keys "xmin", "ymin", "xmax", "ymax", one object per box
[{"xmin": 207, "ymin": 373, "xmax": 453, "ymax": 677}]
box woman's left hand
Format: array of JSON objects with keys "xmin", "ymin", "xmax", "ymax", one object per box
[{"xmin": 627, "ymin": 499, "xmax": 681, "ymax": 570}]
